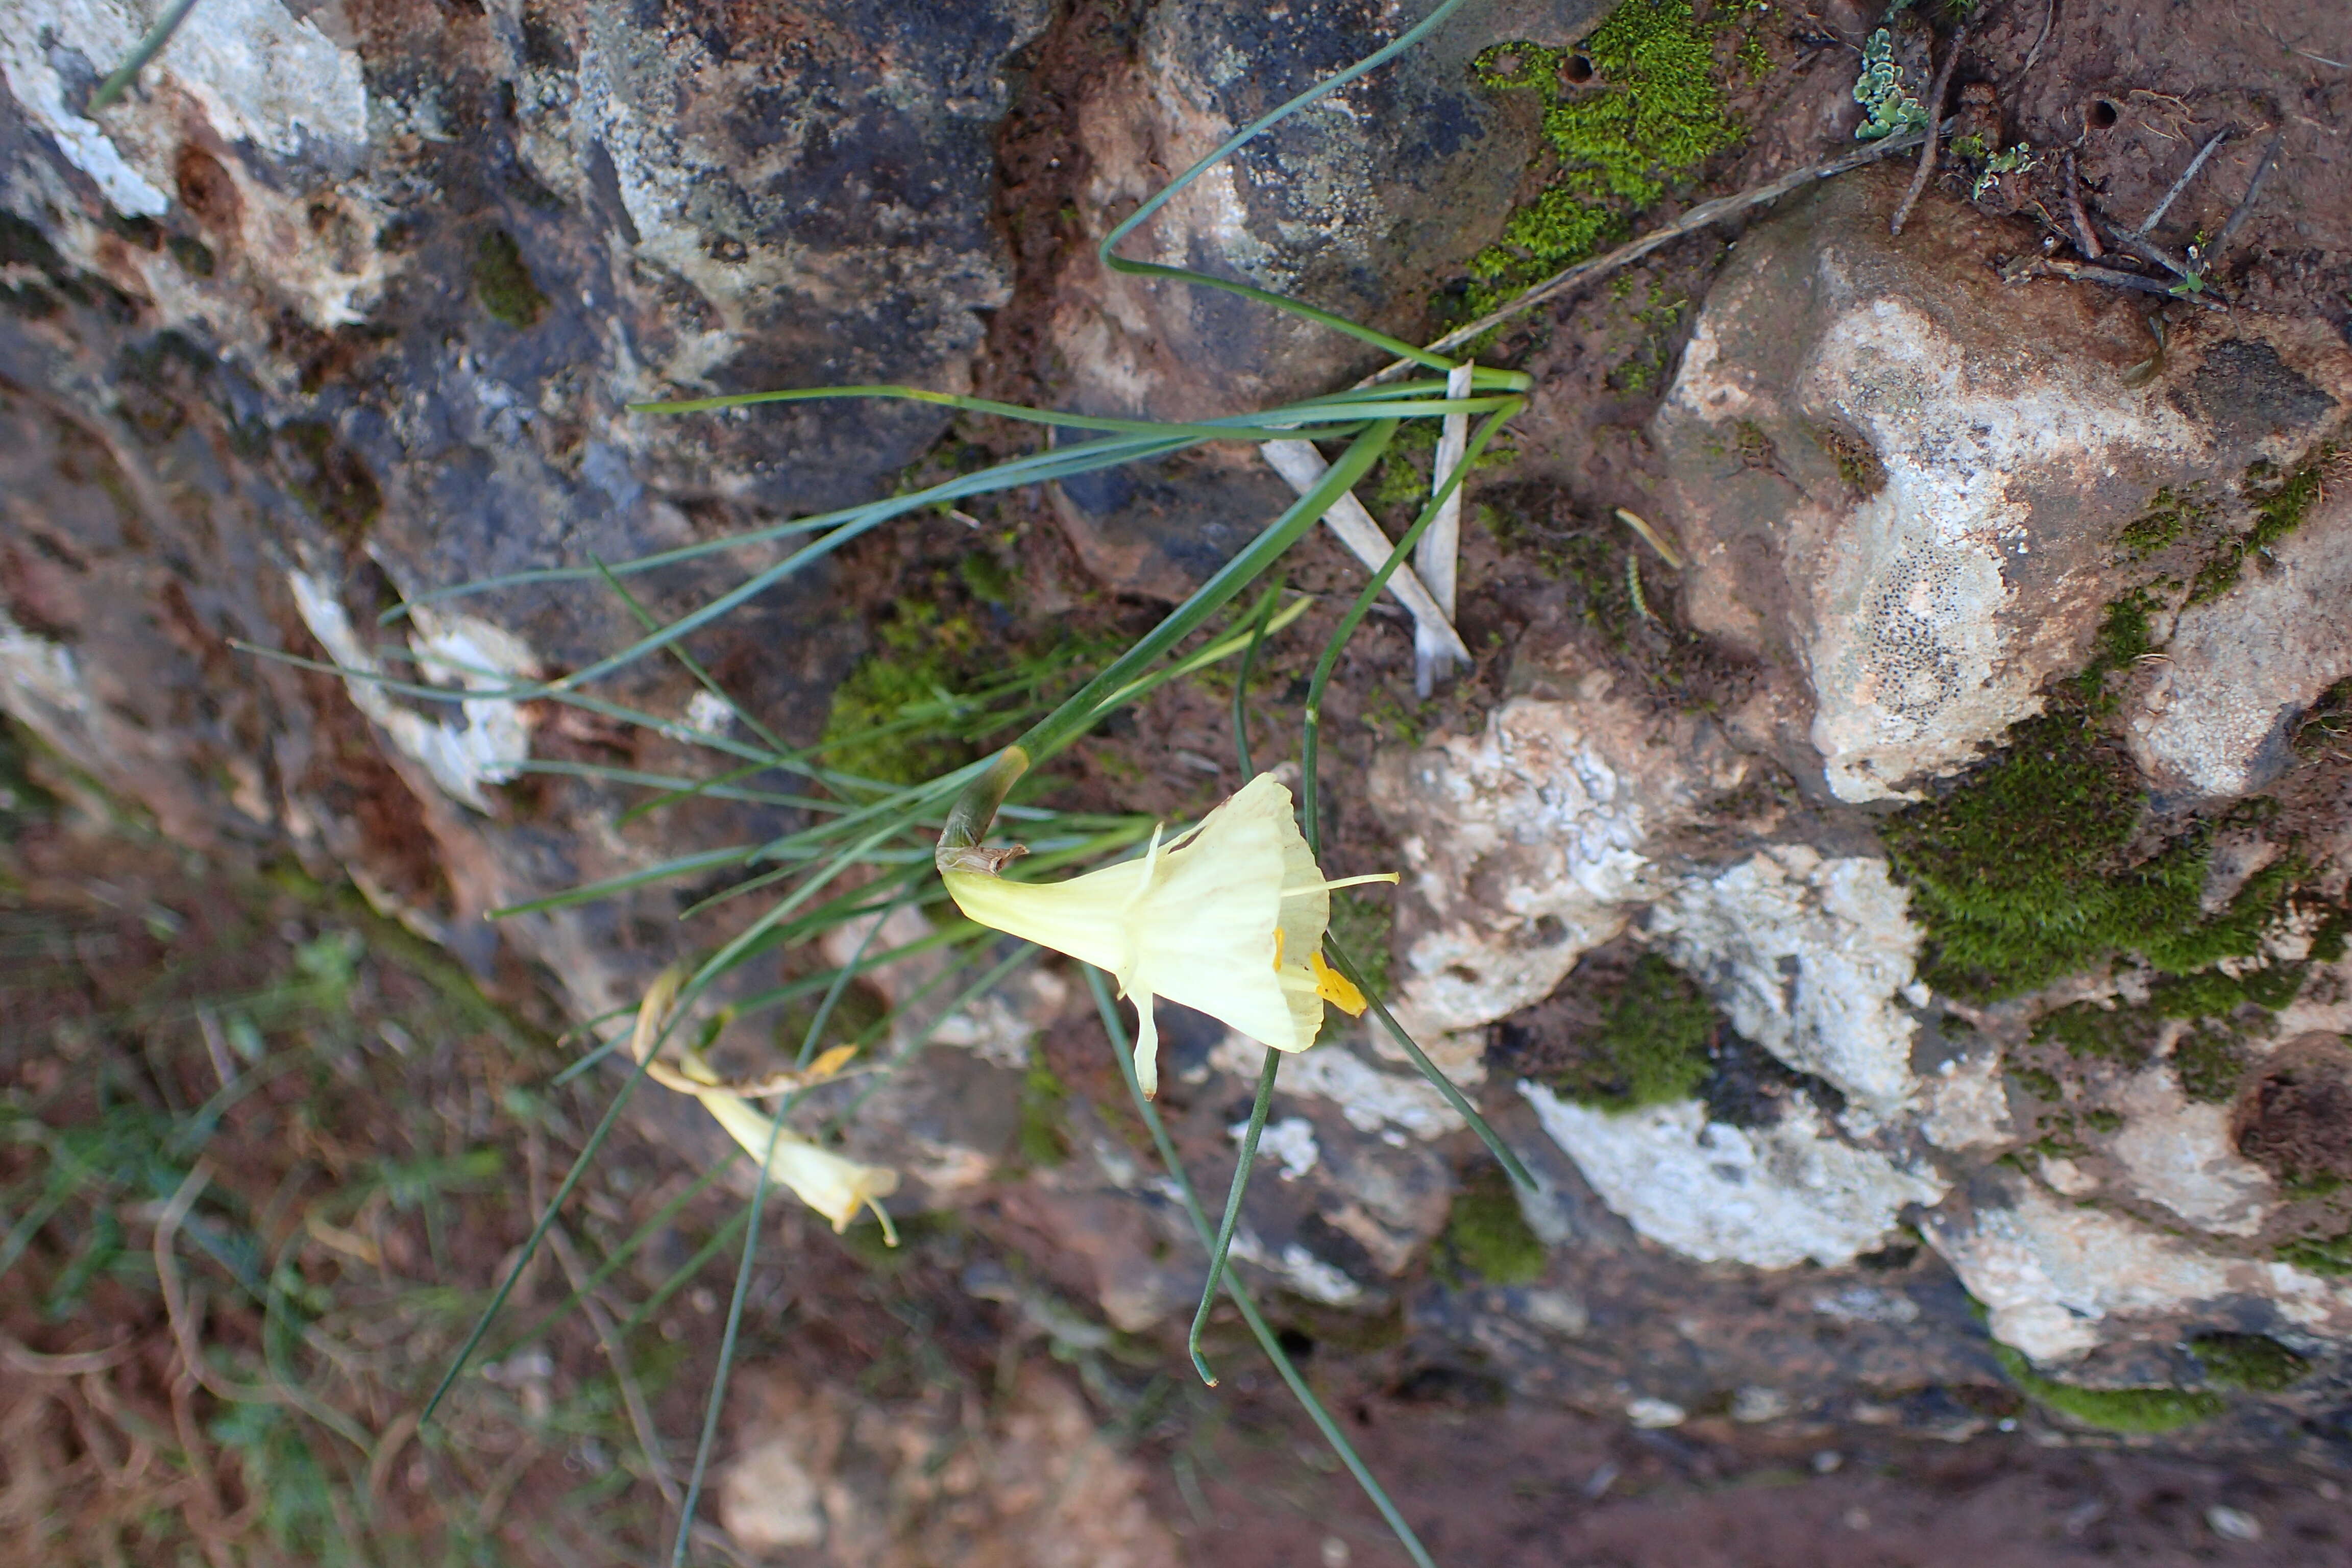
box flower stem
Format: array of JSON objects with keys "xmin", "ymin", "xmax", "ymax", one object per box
[
  {"xmin": 1188, "ymin": 1046, "xmax": 1282, "ymax": 1385},
  {"xmin": 937, "ymin": 746, "xmax": 1032, "ymax": 862},
  {"xmin": 1324, "ymin": 937, "xmax": 1533, "ymax": 1191},
  {"xmin": 1084, "ymin": 966, "xmax": 1437, "ymax": 1568}
]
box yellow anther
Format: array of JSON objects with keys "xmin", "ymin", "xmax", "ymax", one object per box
[{"xmin": 1309, "ymin": 951, "xmax": 1368, "ymax": 1016}]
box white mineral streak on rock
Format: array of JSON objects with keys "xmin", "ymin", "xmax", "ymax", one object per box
[
  {"xmin": 1229, "ymin": 1231, "xmax": 1362, "ymax": 1306},
  {"xmin": 2128, "ymin": 489, "xmax": 2352, "ymax": 800},
  {"xmin": 1925, "ymin": 1182, "xmax": 2352, "ymax": 1365},
  {"xmin": 1370, "ymin": 691, "xmax": 1743, "ymax": 1082},
  {"xmin": 1651, "ymin": 845, "xmax": 1924, "ymax": 1118},
  {"xmin": 1238, "ymin": 1116, "xmax": 1320, "ymax": 1182},
  {"xmin": 1, "ymin": 0, "xmax": 366, "ymax": 214},
  {"xmin": 1783, "ymin": 301, "xmax": 2201, "ymax": 803},
  {"xmin": 1521, "ymin": 1085, "xmax": 1945, "ymax": 1269},
  {"xmin": 0, "ymin": 607, "xmax": 90, "ymax": 722},
  {"xmin": 288, "ymin": 571, "xmax": 537, "ymax": 812},
  {"xmin": 1209, "ymin": 1031, "xmax": 1464, "ymax": 1141},
  {"xmin": 2110, "ymin": 1068, "xmax": 2275, "ymax": 1237},
  {"xmin": 1920, "ymin": 1050, "xmax": 2014, "ymax": 1150}
]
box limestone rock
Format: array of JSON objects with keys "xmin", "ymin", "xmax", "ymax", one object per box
[
  {"xmin": 1521, "ymin": 1084, "xmax": 1945, "ymax": 1269},
  {"xmin": 1366, "ymin": 682, "xmax": 1749, "ymax": 1077},
  {"xmin": 2128, "ymin": 485, "xmax": 2352, "ymax": 802},
  {"xmin": 1653, "ymin": 165, "xmax": 2351, "ymax": 804},
  {"xmin": 1041, "ymin": 0, "xmax": 1606, "ymax": 597}
]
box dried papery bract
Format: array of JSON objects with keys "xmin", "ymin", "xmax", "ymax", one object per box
[{"xmin": 937, "ymin": 752, "xmax": 1386, "ymax": 1095}]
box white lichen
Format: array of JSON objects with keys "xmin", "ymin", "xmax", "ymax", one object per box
[
  {"xmin": 287, "ymin": 570, "xmax": 537, "ymax": 812},
  {"xmin": 1522, "ymin": 1084, "xmax": 1945, "ymax": 1269},
  {"xmin": 1651, "ymin": 846, "xmax": 1925, "ymax": 1118}
]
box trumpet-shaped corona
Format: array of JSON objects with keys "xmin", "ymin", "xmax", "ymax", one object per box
[{"xmin": 940, "ymin": 773, "xmax": 1392, "ymax": 1096}]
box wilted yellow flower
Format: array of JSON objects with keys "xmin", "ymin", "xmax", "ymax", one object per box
[
  {"xmin": 627, "ymin": 969, "xmax": 899, "ymax": 1240},
  {"xmin": 939, "ymin": 772, "xmax": 1392, "ymax": 1097}
]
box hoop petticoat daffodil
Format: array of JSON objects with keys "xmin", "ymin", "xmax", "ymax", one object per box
[
  {"xmin": 627, "ymin": 968, "xmax": 899, "ymax": 1241},
  {"xmin": 937, "ymin": 756, "xmax": 1395, "ymax": 1097}
]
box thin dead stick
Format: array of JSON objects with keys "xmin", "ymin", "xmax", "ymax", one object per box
[
  {"xmin": 363, "ymin": 1409, "xmax": 420, "ymax": 1511},
  {"xmin": 2137, "ymin": 129, "xmax": 2228, "ymax": 233},
  {"xmin": 2012, "ymin": 257, "xmax": 2225, "ymax": 306},
  {"xmin": 1369, "ymin": 120, "xmax": 1948, "ymax": 382},
  {"xmin": 546, "ymin": 1222, "xmax": 681, "ymax": 1510},
  {"xmin": 1260, "ymin": 439, "xmax": 1472, "ymax": 665},
  {"xmin": 2094, "ymin": 215, "xmax": 2191, "ymax": 277},
  {"xmin": 1891, "ymin": 26, "xmax": 1967, "ymax": 237},
  {"xmin": 1412, "ymin": 360, "xmax": 1474, "ymax": 698},
  {"xmin": 2210, "ymin": 131, "xmax": 2284, "ymax": 262},
  {"xmin": 2063, "ymin": 152, "xmax": 2102, "ymax": 257},
  {"xmin": 152, "ymin": 1162, "xmax": 287, "ymax": 1408}
]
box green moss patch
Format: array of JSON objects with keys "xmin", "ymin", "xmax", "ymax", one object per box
[
  {"xmin": 1440, "ymin": 1165, "xmax": 1547, "ymax": 1286},
  {"xmin": 2172, "ymin": 1027, "xmax": 2249, "ymax": 1104},
  {"xmin": 2118, "ymin": 485, "xmax": 2214, "ymax": 558},
  {"xmin": 1992, "ymin": 1344, "xmax": 2225, "ymax": 1434},
  {"xmin": 2276, "ymin": 1229, "xmax": 2352, "ymax": 1277},
  {"xmin": 2190, "ymin": 1332, "xmax": 2310, "ymax": 1392},
  {"xmin": 1464, "ymin": 2, "xmax": 1746, "ymax": 313},
  {"xmin": 1882, "ymin": 713, "xmax": 2289, "ymax": 1000},
  {"xmin": 472, "ymin": 228, "xmax": 547, "ymax": 328},
  {"xmin": 2187, "ymin": 452, "xmax": 2334, "ymax": 605},
  {"xmin": 1015, "ymin": 1062, "xmax": 1071, "ymax": 1168},
  {"xmin": 2032, "ymin": 1002, "xmax": 2157, "ymax": 1068},
  {"xmin": 1548, "ymin": 953, "xmax": 1717, "ymax": 1111}
]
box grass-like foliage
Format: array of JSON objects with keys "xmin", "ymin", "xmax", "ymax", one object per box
[{"xmin": 264, "ymin": 2, "xmax": 1559, "ymax": 1562}]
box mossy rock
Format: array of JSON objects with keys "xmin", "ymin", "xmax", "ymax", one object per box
[
  {"xmin": 1463, "ymin": 1, "xmax": 1745, "ymax": 311},
  {"xmin": 472, "ymin": 229, "xmax": 548, "ymax": 328},
  {"xmin": 2190, "ymin": 1332, "xmax": 2311, "ymax": 1393},
  {"xmin": 1440, "ymin": 1165, "xmax": 1547, "ymax": 1287},
  {"xmin": 1881, "ymin": 713, "xmax": 2291, "ymax": 1001},
  {"xmin": 1993, "ymin": 1344, "xmax": 2225, "ymax": 1434},
  {"xmin": 1544, "ymin": 953, "xmax": 1718, "ymax": 1111}
]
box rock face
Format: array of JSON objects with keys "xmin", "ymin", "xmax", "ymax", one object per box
[
  {"xmin": 1652, "ymin": 165, "xmax": 2350, "ymax": 805},
  {"xmin": 7, "ymin": 0, "xmax": 2352, "ymax": 1461},
  {"xmin": 1348, "ymin": 161, "xmax": 2352, "ymax": 1411},
  {"xmin": 1038, "ymin": 0, "xmax": 1606, "ymax": 598},
  {"xmin": 2128, "ymin": 484, "xmax": 2352, "ymax": 802}
]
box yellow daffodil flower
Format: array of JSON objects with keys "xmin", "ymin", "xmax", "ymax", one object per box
[
  {"xmin": 627, "ymin": 969, "xmax": 899, "ymax": 1241},
  {"xmin": 938, "ymin": 770, "xmax": 1393, "ymax": 1097}
]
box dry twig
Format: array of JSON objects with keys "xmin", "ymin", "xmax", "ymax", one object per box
[
  {"xmin": 1891, "ymin": 25, "xmax": 1967, "ymax": 237},
  {"xmin": 2010, "ymin": 256, "xmax": 2225, "ymax": 306},
  {"xmin": 1371, "ymin": 120, "xmax": 1947, "ymax": 379},
  {"xmin": 2138, "ymin": 129, "xmax": 2229, "ymax": 232},
  {"xmin": 547, "ymin": 1222, "xmax": 681, "ymax": 1510},
  {"xmin": 2063, "ymin": 152, "xmax": 2102, "ymax": 258},
  {"xmin": 2211, "ymin": 131, "xmax": 2285, "ymax": 263}
]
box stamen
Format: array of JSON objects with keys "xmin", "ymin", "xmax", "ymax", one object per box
[
  {"xmin": 1310, "ymin": 952, "xmax": 1369, "ymax": 1016},
  {"xmin": 1271, "ymin": 928, "xmax": 1284, "ymax": 971},
  {"xmin": 1280, "ymin": 871, "xmax": 1402, "ymax": 899}
]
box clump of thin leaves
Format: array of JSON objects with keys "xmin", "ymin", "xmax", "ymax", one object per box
[{"xmin": 243, "ymin": 1, "xmax": 1560, "ymax": 1561}]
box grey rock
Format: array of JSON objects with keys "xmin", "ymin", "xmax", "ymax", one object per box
[
  {"xmin": 1652, "ymin": 163, "xmax": 2351, "ymax": 804},
  {"xmin": 2128, "ymin": 486, "xmax": 2352, "ymax": 801}
]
